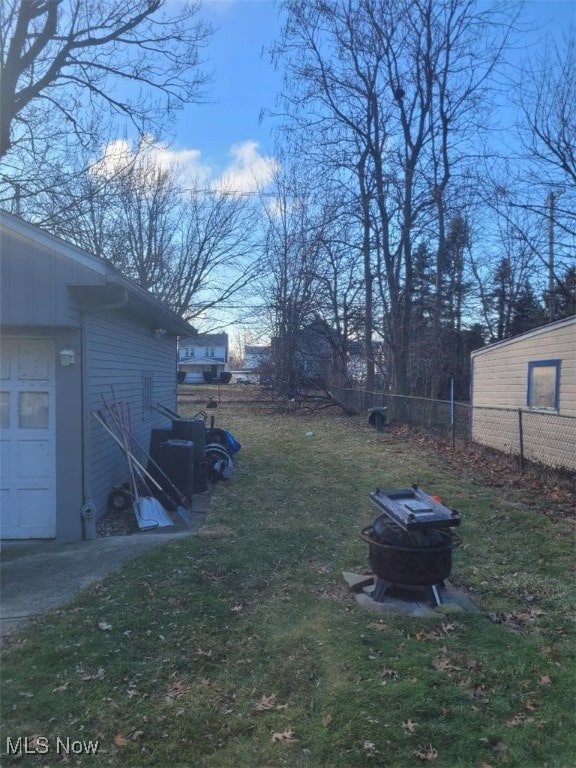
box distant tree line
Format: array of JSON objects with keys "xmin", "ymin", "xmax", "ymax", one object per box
[
  {"xmin": 259, "ymin": 0, "xmax": 575, "ymax": 399},
  {"xmin": 0, "ymin": 0, "xmax": 574, "ymax": 399}
]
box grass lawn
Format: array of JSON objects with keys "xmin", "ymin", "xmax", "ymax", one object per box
[{"xmin": 1, "ymin": 387, "xmax": 575, "ymax": 767}]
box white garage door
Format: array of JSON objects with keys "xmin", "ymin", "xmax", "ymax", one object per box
[{"xmin": 0, "ymin": 339, "xmax": 56, "ymax": 538}]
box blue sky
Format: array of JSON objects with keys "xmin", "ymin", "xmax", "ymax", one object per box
[
  {"xmin": 147, "ymin": 0, "xmax": 575, "ymax": 193},
  {"xmin": 148, "ymin": 0, "xmax": 284, "ymax": 193}
]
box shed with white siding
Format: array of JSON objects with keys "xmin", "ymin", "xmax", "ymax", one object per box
[
  {"xmin": 470, "ymin": 316, "xmax": 576, "ymax": 470},
  {"xmin": 0, "ymin": 209, "xmax": 194, "ymax": 540}
]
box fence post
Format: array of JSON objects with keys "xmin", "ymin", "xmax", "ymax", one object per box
[
  {"xmin": 518, "ymin": 409, "xmax": 525, "ymax": 473},
  {"xmin": 450, "ymin": 376, "xmax": 456, "ymax": 451}
]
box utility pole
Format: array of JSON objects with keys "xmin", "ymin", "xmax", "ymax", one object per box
[{"xmin": 547, "ymin": 192, "xmax": 555, "ymax": 321}]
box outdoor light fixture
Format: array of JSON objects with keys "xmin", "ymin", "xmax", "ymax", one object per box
[
  {"xmin": 153, "ymin": 328, "xmax": 167, "ymax": 338},
  {"xmin": 59, "ymin": 349, "xmax": 75, "ymax": 366}
]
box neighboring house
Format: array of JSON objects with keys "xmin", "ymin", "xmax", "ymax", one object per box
[
  {"xmin": 291, "ymin": 320, "xmax": 342, "ymax": 385},
  {"xmin": 347, "ymin": 340, "xmax": 387, "ymax": 385},
  {"xmin": 470, "ymin": 315, "xmax": 576, "ymax": 470},
  {"xmin": 0, "ymin": 209, "xmax": 194, "ymax": 541},
  {"xmin": 287, "ymin": 322, "xmax": 383, "ymax": 387},
  {"xmin": 178, "ymin": 333, "xmax": 228, "ymax": 383},
  {"xmin": 244, "ymin": 345, "xmax": 270, "ymax": 371}
]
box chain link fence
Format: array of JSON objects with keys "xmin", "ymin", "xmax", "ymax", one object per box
[{"xmin": 329, "ymin": 386, "xmax": 576, "ymax": 472}]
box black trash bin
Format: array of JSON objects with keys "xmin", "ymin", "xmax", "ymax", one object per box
[
  {"xmin": 172, "ymin": 418, "xmax": 208, "ymax": 493},
  {"xmin": 147, "ymin": 428, "xmax": 174, "ymax": 504},
  {"xmin": 154, "ymin": 439, "xmax": 195, "ymax": 502}
]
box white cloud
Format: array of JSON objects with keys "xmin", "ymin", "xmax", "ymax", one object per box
[
  {"xmin": 90, "ymin": 138, "xmax": 134, "ymax": 177},
  {"xmin": 91, "ymin": 135, "xmax": 212, "ymax": 184},
  {"xmin": 212, "ymin": 140, "xmax": 278, "ymax": 195},
  {"xmin": 92, "ymin": 136, "xmax": 277, "ymax": 195}
]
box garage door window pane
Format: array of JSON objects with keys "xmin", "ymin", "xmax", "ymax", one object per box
[
  {"xmin": 0, "ymin": 392, "xmax": 9, "ymax": 428},
  {"xmin": 19, "ymin": 392, "xmax": 49, "ymax": 428}
]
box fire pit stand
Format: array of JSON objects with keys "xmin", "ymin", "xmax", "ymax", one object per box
[{"xmin": 361, "ymin": 485, "xmax": 462, "ymax": 607}]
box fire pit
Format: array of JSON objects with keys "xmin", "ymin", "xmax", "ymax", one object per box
[{"xmin": 361, "ymin": 485, "xmax": 462, "ymax": 606}]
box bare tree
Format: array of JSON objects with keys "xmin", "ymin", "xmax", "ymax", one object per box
[
  {"xmin": 514, "ymin": 34, "xmax": 576, "ymax": 317},
  {"xmin": 24, "ymin": 139, "xmax": 260, "ymax": 323},
  {"xmin": 258, "ymin": 168, "xmax": 325, "ymax": 393},
  {"xmin": 166, "ymin": 186, "xmax": 261, "ymax": 322},
  {"xmin": 273, "ymin": 0, "xmax": 517, "ymax": 395},
  {"xmin": 0, "ymin": 0, "xmax": 212, "ymax": 159},
  {"xmin": 518, "ymin": 36, "xmax": 576, "ymax": 189}
]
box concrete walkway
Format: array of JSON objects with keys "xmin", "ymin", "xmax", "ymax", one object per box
[{"xmin": 1, "ymin": 509, "xmax": 206, "ymax": 638}]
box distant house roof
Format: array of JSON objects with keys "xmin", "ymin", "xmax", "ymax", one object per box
[
  {"xmin": 179, "ymin": 333, "xmax": 228, "ymax": 347},
  {"xmin": 245, "ymin": 345, "xmax": 270, "ymax": 355}
]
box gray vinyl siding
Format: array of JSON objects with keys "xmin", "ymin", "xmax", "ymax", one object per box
[
  {"xmin": 0, "ymin": 227, "xmax": 104, "ymax": 327},
  {"xmin": 86, "ymin": 310, "xmax": 179, "ymax": 515}
]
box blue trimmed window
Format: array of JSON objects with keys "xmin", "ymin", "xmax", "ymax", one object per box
[{"xmin": 527, "ymin": 360, "xmax": 561, "ymax": 411}]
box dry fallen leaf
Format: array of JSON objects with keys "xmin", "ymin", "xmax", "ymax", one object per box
[
  {"xmin": 271, "ymin": 729, "xmax": 297, "ymax": 743},
  {"xmin": 322, "ymin": 714, "xmax": 333, "ymax": 727},
  {"xmin": 413, "ymin": 744, "xmax": 438, "ymax": 761},
  {"xmin": 165, "ymin": 675, "xmax": 190, "ymax": 702},
  {"xmin": 98, "ymin": 621, "xmax": 112, "ymax": 631},
  {"xmin": 539, "ymin": 674, "xmax": 552, "ymax": 686},
  {"xmin": 381, "ymin": 668, "xmax": 399, "ymax": 679},
  {"xmin": 114, "ymin": 734, "xmax": 128, "ymax": 747},
  {"xmin": 131, "ymin": 730, "xmax": 145, "ymax": 741},
  {"xmin": 506, "ymin": 713, "xmax": 527, "ymax": 727},
  {"xmin": 432, "ymin": 657, "xmax": 457, "ymax": 672},
  {"xmin": 363, "ymin": 740, "xmax": 378, "ymax": 755},
  {"xmin": 368, "ymin": 622, "xmax": 390, "ymax": 632},
  {"xmin": 402, "ymin": 718, "xmax": 417, "ymax": 733},
  {"xmin": 254, "ymin": 694, "xmax": 277, "ymax": 711},
  {"xmin": 80, "ymin": 667, "xmax": 106, "ymax": 681}
]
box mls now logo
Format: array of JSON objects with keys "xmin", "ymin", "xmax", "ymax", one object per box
[
  {"xmin": 6, "ymin": 737, "xmax": 49, "ymax": 755},
  {"xmin": 6, "ymin": 736, "xmax": 99, "ymax": 755}
]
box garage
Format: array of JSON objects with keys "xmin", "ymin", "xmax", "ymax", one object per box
[
  {"xmin": 1, "ymin": 209, "xmax": 195, "ymax": 541},
  {"xmin": 0, "ymin": 338, "xmax": 56, "ymax": 538}
]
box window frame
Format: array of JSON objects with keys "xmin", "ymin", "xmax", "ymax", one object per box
[{"xmin": 526, "ymin": 359, "xmax": 561, "ymax": 412}]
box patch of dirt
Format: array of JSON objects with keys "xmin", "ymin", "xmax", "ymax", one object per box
[
  {"xmin": 97, "ymin": 507, "xmax": 139, "ymax": 537},
  {"xmin": 96, "ymin": 501, "xmax": 186, "ymax": 537},
  {"xmin": 381, "ymin": 424, "xmax": 575, "ymax": 522}
]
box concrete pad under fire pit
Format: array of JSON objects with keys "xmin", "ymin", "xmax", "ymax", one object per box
[{"xmin": 344, "ymin": 573, "xmax": 479, "ymax": 617}]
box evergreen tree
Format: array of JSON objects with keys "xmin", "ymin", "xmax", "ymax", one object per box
[{"xmin": 509, "ymin": 281, "xmax": 547, "ymax": 336}]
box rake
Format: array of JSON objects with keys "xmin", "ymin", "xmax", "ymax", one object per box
[
  {"xmin": 92, "ymin": 408, "xmax": 173, "ymax": 531},
  {"xmin": 102, "ymin": 394, "xmax": 192, "ymax": 525}
]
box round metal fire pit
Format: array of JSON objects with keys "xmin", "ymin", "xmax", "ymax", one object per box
[{"xmin": 360, "ymin": 525, "xmax": 462, "ymax": 586}]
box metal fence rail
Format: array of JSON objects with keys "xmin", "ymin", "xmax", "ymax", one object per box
[{"xmin": 329, "ymin": 386, "xmax": 576, "ymax": 472}]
